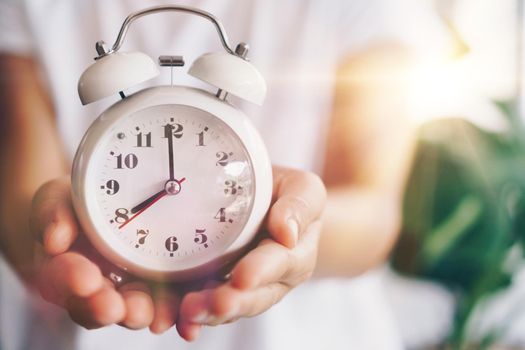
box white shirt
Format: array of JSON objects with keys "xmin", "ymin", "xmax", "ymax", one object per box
[{"xmin": 0, "ymin": 1, "xmax": 449, "ymax": 349}]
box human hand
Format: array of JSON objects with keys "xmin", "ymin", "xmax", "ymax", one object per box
[
  {"xmin": 30, "ymin": 177, "xmax": 179, "ymax": 333},
  {"xmin": 29, "ymin": 165, "xmax": 326, "ymax": 339},
  {"xmin": 176, "ymin": 166, "xmax": 326, "ymax": 341}
]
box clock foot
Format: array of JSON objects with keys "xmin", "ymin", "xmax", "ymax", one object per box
[{"xmin": 108, "ymin": 271, "xmax": 126, "ymax": 288}]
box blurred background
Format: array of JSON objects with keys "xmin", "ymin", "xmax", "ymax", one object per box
[
  {"xmin": 387, "ymin": 0, "xmax": 525, "ymax": 349},
  {"xmin": 2, "ymin": 1, "xmax": 525, "ymax": 349}
]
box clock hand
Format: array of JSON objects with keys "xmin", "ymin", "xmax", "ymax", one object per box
[
  {"xmin": 119, "ymin": 191, "xmax": 167, "ymax": 229},
  {"xmin": 130, "ymin": 177, "xmax": 187, "ymax": 214},
  {"xmin": 130, "ymin": 189, "xmax": 166, "ymax": 214},
  {"xmin": 165, "ymin": 124, "xmax": 176, "ymax": 180},
  {"xmin": 120, "ymin": 177, "xmax": 187, "ymax": 229}
]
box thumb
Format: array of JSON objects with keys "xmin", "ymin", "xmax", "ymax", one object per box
[
  {"xmin": 267, "ymin": 167, "xmax": 326, "ymax": 249},
  {"xmin": 30, "ymin": 176, "xmax": 79, "ymax": 256}
]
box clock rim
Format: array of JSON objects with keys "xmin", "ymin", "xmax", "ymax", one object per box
[{"xmin": 71, "ymin": 86, "xmax": 272, "ymax": 281}]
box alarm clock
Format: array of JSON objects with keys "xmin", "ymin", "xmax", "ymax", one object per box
[{"xmin": 71, "ymin": 5, "xmax": 272, "ymax": 282}]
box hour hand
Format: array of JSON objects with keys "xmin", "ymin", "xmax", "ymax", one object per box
[{"xmin": 131, "ymin": 189, "xmax": 166, "ymax": 214}]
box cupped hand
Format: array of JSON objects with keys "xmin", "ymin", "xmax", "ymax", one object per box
[
  {"xmin": 30, "ymin": 177, "xmax": 178, "ymax": 334},
  {"xmin": 29, "ymin": 165, "xmax": 326, "ymax": 340},
  {"xmin": 176, "ymin": 166, "xmax": 326, "ymax": 341}
]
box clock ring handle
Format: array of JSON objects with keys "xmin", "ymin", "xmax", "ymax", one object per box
[{"xmin": 99, "ymin": 5, "xmax": 237, "ymax": 58}]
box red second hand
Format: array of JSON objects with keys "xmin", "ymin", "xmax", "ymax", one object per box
[{"xmin": 119, "ymin": 191, "xmax": 167, "ymax": 229}]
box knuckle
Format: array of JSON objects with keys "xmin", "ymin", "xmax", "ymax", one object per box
[
  {"xmin": 283, "ymin": 245, "xmax": 318, "ymax": 286},
  {"xmin": 285, "ymin": 248, "xmax": 299, "ymax": 271},
  {"xmin": 31, "ymin": 181, "xmax": 51, "ymax": 207},
  {"xmin": 268, "ymin": 283, "xmax": 288, "ymax": 306},
  {"xmin": 32, "ymin": 180, "xmax": 60, "ymax": 210},
  {"xmin": 285, "ymin": 266, "xmax": 313, "ymax": 287},
  {"xmin": 246, "ymin": 285, "xmax": 282, "ymax": 317},
  {"xmin": 300, "ymin": 258, "xmax": 317, "ymax": 281},
  {"xmin": 210, "ymin": 298, "xmax": 223, "ymax": 317},
  {"xmin": 30, "ymin": 182, "xmax": 61, "ymax": 234},
  {"xmin": 210, "ymin": 290, "xmax": 231, "ymax": 317},
  {"xmin": 31, "ymin": 177, "xmax": 71, "ymax": 215},
  {"xmin": 281, "ymin": 249, "xmax": 300, "ymax": 282}
]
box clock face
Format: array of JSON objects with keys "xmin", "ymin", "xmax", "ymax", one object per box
[{"xmin": 85, "ymin": 104, "xmax": 256, "ymax": 273}]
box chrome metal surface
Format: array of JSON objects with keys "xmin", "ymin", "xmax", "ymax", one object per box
[
  {"xmin": 216, "ymin": 89, "xmax": 228, "ymax": 101},
  {"xmin": 95, "ymin": 40, "xmax": 109, "ymax": 59},
  {"xmin": 105, "ymin": 5, "xmax": 236, "ymax": 56},
  {"xmin": 235, "ymin": 42, "xmax": 249, "ymax": 59},
  {"xmin": 158, "ymin": 55, "xmax": 185, "ymax": 67},
  {"xmin": 108, "ymin": 272, "xmax": 125, "ymax": 287}
]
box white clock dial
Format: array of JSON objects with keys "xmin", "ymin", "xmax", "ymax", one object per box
[{"xmin": 86, "ymin": 104, "xmax": 256, "ymax": 273}]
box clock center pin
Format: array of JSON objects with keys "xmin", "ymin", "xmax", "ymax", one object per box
[{"xmin": 165, "ymin": 179, "xmax": 182, "ymax": 195}]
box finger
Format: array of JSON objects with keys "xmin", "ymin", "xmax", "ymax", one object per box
[
  {"xmin": 180, "ymin": 222, "xmax": 323, "ymax": 318},
  {"xmin": 230, "ymin": 239, "xmax": 292, "ymax": 290},
  {"xmin": 31, "ymin": 177, "xmax": 79, "ymax": 255},
  {"xmin": 226, "ymin": 283, "xmax": 289, "ymax": 320},
  {"xmin": 268, "ymin": 167, "xmax": 326, "ymax": 248},
  {"xmin": 67, "ymin": 279, "xmax": 125, "ymax": 329},
  {"xmin": 279, "ymin": 220, "xmax": 322, "ymax": 286},
  {"xmin": 149, "ymin": 287, "xmax": 180, "ymax": 334},
  {"xmin": 232, "ymin": 223, "xmax": 322, "ymax": 290},
  {"xmin": 230, "ymin": 221, "xmax": 321, "ymax": 291},
  {"xmin": 176, "ymin": 322, "xmax": 202, "ymax": 342},
  {"xmin": 179, "ymin": 285, "xmax": 248, "ymax": 325},
  {"xmin": 179, "ymin": 283, "xmax": 288, "ymax": 327},
  {"xmin": 41, "ymin": 252, "xmax": 104, "ymax": 305},
  {"xmin": 177, "ymin": 289, "xmax": 223, "ymax": 340},
  {"xmin": 118, "ymin": 282, "xmax": 154, "ymax": 330}
]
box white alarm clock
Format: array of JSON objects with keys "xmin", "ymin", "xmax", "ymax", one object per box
[{"xmin": 71, "ymin": 5, "xmax": 272, "ymax": 282}]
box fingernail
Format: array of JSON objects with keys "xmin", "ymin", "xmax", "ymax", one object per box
[
  {"xmin": 287, "ymin": 218, "xmax": 299, "ymax": 246},
  {"xmin": 52, "ymin": 222, "xmax": 69, "ymax": 243},
  {"xmin": 187, "ymin": 324, "xmax": 202, "ymax": 341},
  {"xmin": 205, "ymin": 315, "xmax": 219, "ymax": 324},
  {"xmin": 151, "ymin": 321, "xmax": 169, "ymax": 334},
  {"xmin": 42, "ymin": 222, "xmax": 56, "ymax": 246},
  {"xmin": 224, "ymin": 304, "xmax": 240, "ymax": 321},
  {"xmin": 192, "ymin": 310, "xmax": 209, "ymax": 323}
]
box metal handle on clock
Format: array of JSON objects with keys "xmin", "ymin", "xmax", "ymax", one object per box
[{"xmin": 96, "ymin": 5, "xmax": 237, "ymax": 58}]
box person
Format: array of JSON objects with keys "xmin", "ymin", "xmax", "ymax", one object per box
[{"xmin": 0, "ymin": 0, "xmax": 448, "ymax": 349}]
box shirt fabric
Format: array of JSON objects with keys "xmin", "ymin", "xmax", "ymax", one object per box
[{"xmin": 0, "ymin": 1, "xmax": 449, "ymax": 349}]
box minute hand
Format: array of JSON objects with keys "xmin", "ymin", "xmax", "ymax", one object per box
[{"xmin": 165, "ymin": 124, "xmax": 176, "ymax": 180}]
